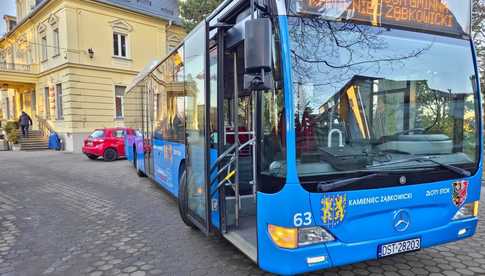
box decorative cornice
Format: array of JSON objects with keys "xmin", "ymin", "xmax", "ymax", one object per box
[
  {"xmin": 48, "ymin": 14, "xmax": 58, "ymax": 26},
  {"xmin": 37, "ymin": 23, "xmax": 47, "ymax": 33},
  {"xmin": 109, "ymin": 19, "xmax": 133, "ymax": 33}
]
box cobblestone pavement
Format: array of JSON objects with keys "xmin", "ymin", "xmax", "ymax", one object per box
[{"xmin": 0, "ymin": 151, "xmax": 484, "ymax": 276}]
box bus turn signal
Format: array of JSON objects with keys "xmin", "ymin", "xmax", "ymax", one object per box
[{"xmin": 268, "ymin": 224, "xmax": 298, "ymax": 249}]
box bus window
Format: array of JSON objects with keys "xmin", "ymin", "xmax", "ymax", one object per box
[
  {"xmin": 154, "ymin": 47, "xmax": 185, "ymax": 143},
  {"xmin": 261, "ymin": 88, "xmax": 285, "ymax": 180},
  {"xmin": 289, "ymin": 17, "xmax": 479, "ymax": 188},
  {"xmin": 209, "ymin": 47, "xmax": 218, "ymax": 148},
  {"xmin": 260, "ymin": 18, "xmax": 286, "ymax": 188}
]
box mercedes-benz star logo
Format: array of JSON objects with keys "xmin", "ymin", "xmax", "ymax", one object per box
[{"xmin": 393, "ymin": 210, "xmax": 411, "ymax": 232}]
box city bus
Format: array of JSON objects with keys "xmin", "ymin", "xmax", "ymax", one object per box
[{"xmin": 123, "ymin": 0, "xmax": 482, "ymax": 274}]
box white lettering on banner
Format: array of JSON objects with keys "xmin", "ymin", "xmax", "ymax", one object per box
[
  {"xmin": 426, "ymin": 187, "xmax": 450, "ymax": 197},
  {"xmin": 349, "ymin": 193, "xmax": 412, "ymax": 206}
]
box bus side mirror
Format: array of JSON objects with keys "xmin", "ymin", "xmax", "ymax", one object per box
[{"xmin": 244, "ymin": 18, "xmax": 273, "ymax": 91}]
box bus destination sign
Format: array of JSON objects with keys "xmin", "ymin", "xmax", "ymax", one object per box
[{"xmin": 294, "ymin": 0, "xmax": 470, "ymax": 36}]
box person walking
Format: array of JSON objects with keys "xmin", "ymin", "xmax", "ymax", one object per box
[{"xmin": 18, "ymin": 111, "xmax": 33, "ymax": 138}]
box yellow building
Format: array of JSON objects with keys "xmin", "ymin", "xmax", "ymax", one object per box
[{"xmin": 0, "ymin": 0, "xmax": 184, "ymax": 152}]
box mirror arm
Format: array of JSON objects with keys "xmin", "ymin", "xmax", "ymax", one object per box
[
  {"xmin": 250, "ymin": 0, "xmax": 255, "ymax": 19},
  {"xmin": 254, "ymin": 2, "xmax": 270, "ymax": 15},
  {"xmin": 209, "ymin": 22, "xmax": 233, "ymax": 30}
]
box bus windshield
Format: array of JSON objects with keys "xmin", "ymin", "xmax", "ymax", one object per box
[{"xmin": 288, "ymin": 17, "xmax": 479, "ymax": 181}]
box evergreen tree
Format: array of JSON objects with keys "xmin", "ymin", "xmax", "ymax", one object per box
[{"xmin": 179, "ymin": 0, "xmax": 223, "ymax": 31}]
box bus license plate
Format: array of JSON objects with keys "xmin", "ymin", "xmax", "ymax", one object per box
[{"xmin": 378, "ymin": 238, "xmax": 421, "ymax": 258}]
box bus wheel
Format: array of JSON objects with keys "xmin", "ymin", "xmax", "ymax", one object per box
[
  {"xmin": 178, "ymin": 169, "xmax": 196, "ymax": 229},
  {"xmin": 133, "ymin": 148, "xmax": 146, "ymax": 177},
  {"xmin": 132, "ymin": 146, "xmax": 137, "ymax": 168},
  {"xmin": 103, "ymin": 148, "xmax": 118, "ymax": 162}
]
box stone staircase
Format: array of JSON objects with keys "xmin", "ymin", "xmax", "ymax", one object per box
[{"xmin": 16, "ymin": 130, "xmax": 49, "ymax": 151}]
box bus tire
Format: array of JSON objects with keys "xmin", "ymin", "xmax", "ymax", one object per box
[
  {"xmin": 132, "ymin": 146, "xmax": 137, "ymax": 168},
  {"xmin": 133, "ymin": 146, "xmax": 146, "ymax": 177},
  {"xmin": 178, "ymin": 168, "xmax": 196, "ymax": 229}
]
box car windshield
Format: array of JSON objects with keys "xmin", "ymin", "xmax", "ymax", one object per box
[
  {"xmin": 90, "ymin": 130, "xmax": 105, "ymax": 139},
  {"xmin": 288, "ymin": 17, "xmax": 479, "ymax": 178}
]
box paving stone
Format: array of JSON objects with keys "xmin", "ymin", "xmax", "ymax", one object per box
[
  {"xmin": 89, "ymin": 271, "xmax": 103, "ymax": 276},
  {"xmin": 1, "ymin": 151, "xmax": 485, "ymax": 276},
  {"xmin": 130, "ymin": 271, "xmax": 146, "ymax": 276},
  {"xmin": 123, "ymin": 266, "xmax": 138, "ymax": 273}
]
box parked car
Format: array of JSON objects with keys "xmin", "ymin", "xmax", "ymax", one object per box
[{"xmin": 82, "ymin": 128, "xmax": 134, "ymax": 161}]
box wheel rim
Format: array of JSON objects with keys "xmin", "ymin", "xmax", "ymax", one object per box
[{"xmin": 106, "ymin": 150, "xmax": 115, "ymax": 160}]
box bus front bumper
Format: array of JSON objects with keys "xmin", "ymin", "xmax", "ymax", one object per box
[{"xmin": 258, "ymin": 218, "xmax": 477, "ymax": 275}]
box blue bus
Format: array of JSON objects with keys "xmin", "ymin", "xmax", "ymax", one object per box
[{"xmin": 124, "ymin": 0, "xmax": 482, "ymax": 274}]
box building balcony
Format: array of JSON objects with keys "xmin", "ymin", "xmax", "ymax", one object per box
[{"xmin": 0, "ymin": 63, "xmax": 38, "ymax": 74}]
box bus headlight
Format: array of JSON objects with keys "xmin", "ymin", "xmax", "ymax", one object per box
[
  {"xmin": 268, "ymin": 225, "xmax": 334, "ymax": 249},
  {"xmin": 298, "ymin": 227, "xmax": 335, "ymax": 246},
  {"xmin": 453, "ymin": 201, "xmax": 479, "ymax": 220}
]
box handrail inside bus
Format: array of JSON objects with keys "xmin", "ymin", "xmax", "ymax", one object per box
[
  {"xmin": 210, "ymin": 159, "xmax": 235, "ymax": 186},
  {"xmin": 209, "ymin": 137, "xmax": 256, "ymax": 174},
  {"xmin": 210, "ymin": 143, "xmax": 238, "ymax": 174},
  {"xmin": 209, "ymin": 137, "xmax": 256, "ymax": 194}
]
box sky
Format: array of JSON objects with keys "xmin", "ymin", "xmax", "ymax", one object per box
[{"xmin": 0, "ymin": 0, "xmax": 17, "ymax": 36}]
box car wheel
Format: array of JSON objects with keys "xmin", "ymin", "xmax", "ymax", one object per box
[
  {"xmin": 178, "ymin": 167, "xmax": 196, "ymax": 229},
  {"xmin": 86, "ymin": 154, "xmax": 98, "ymax": 160},
  {"xmin": 103, "ymin": 148, "xmax": 118, "ymax": 162}
]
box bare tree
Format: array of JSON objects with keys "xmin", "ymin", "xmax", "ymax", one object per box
[
  {"xmin": 289, "ymin": 18, "xmax": 431, "ymax": 90},
  {"xmin": 472, "ymin": 0, "xmax": 485, "ymax": 89}
]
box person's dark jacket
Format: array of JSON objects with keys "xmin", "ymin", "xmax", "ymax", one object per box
[{"xmin": 19, "ymin": 114, "xmax": 33, "ymax": 126}]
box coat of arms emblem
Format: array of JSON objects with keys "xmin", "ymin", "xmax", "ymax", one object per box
[
  {"xmin": 452, "ymin": 180, "xmax": 468, "ymax": 207},
  {"xmin": 321, "ymin": 193, "xmax": 347, "ymax": 227}
]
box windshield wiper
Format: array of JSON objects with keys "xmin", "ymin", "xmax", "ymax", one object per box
[
  {"xmin": 369, "ymin": 156, "xmax": 471, "ymax": 177},
  {"xmin": 318, "ymin": 173, "xmax": 389, "ymax": 192}
]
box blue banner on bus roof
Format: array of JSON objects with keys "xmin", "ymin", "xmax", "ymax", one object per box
[{"xmin": 291, "ymin": 0, "xmax": 471, "ymax": 36}]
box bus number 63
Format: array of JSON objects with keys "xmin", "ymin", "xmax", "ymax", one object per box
[{"xmin": 294, "ymin": 212, "xmax": 312, "ymax": 227}]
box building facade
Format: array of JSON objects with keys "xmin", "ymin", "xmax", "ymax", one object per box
[{"xmin": 0, "ymin": 0, "xmax": 184, "ymax": 152}]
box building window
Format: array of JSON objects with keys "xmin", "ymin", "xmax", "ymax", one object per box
[
  {"xmin": 56, "ymin": 83, "xmax": 63, "ymax": 120},
  {"xmin": 5, "ymin": 99, "xmax": 10, "ymax": 119},
  {"xmin": 44, "ymin": 87, "xmax": 50, "ymax": 119},
  {"xmin": 53, "ymin": 28, "xmax": 60, "ymax": 57},
  {"xmin": 20, "ymin": 93, "xmax": 24, "ymax": 111},
  {"xmin": 113, "ymin": 33, "xmax": 127, "ymax": 58},
  {"xmin": 41, "ymin": 35, "xmax": 48, "ymax": 61},
  {"xmin": 31, "ymin": 90, "xmax": 36, "ymax": 113},
  {"xmin": 115, "ymin": 85, "xmax": 125, "ymax": 119},
  {"xmin": 137, "ymin": 0, "xmax": 151, "ymax": 5},
  {"xmin": 7, "ymin": 19, "xmax": 16, "ymax": 32},
  {"xmin": 9, "ymin": 47, "xmax": 14, "ymax": 65}
]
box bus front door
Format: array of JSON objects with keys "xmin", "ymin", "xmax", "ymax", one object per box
[
  {"xmin": 183, "ymin": 22, "xmax": 211, "ymax": 233},
  {"xmin": 214, "ymin": 41, "xmax": 259, "ymax": 261}
]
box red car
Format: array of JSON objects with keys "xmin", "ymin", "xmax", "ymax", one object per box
[{"xmin": 82, "ymin": 128, "xmax": 134, "ymax": 161}]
